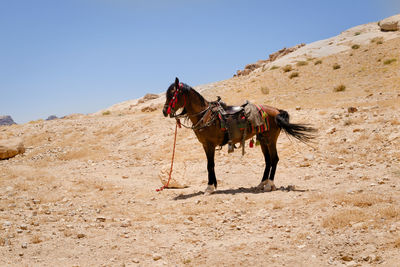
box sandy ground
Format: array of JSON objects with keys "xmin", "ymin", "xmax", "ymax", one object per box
[{"xmin": 1, "ymin": 24, "xmax": 400, "ymax": 266}]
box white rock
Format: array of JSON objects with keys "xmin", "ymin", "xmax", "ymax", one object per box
[
  {"xmin": 158, "ymin": 162, "xmax": 189, "ymax": 189},
  {"xmin": 379, "ymin": 14, "xmax": 400, "ymax": 31},
  {"xmin": 0, "ymin": 138, "xmax": 25, "ymax": 160}
]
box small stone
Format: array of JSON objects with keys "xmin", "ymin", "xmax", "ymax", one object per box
[
  {"xmin": 21, "ymin": 242, "xmax": 28, "ymax": 249},
  {"xmin": 132, "ymin": 258, "xmax": 140, "ymax": 263},
  {"xmin": 348, "ymin": 107, "xmax": 358, "ymax": 113},
  {"xmin": 77, "ymin": 233, "xmax": 86, "ymax": 239},
  {"xmin": 153, "ymin": 254, "xmax": 162, "ymax": 261},
  {"xmin": 96, "ymin": 217, "xmax": 106, "ymax": 222},
  {"xmin": 19, "ymin": 252, "xmax": 24, "ymax": 257},
  {"xmin": 19, "ymin": 224, "xmax": 28, "ymax": 230},
  {"xmin": 32, "ymin": 199, "xmax": 41, "ymax": 204},
  {"xmin": 296, "ymin": 106, "xmax": 301, "ymax": 110},
  {"xmin": 327, "ymin": 127, "xmax": 336, "ymax": 134},
  {"xmin": 122, "ymin": 175, "xmax": 128, "ymax": 179},
  {"xmin": 341, "ymin": 255, "xmax": 353, "ymax": 262}
]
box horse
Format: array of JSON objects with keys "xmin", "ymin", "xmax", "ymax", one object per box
[{"xmin": 162, "ymin": 77, "xmax": 316, "ymax": 194}]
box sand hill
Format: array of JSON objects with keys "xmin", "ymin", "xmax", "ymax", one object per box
[{"xmin": 1, "ymin": 15, "xmax": 400, "ymax": 266}]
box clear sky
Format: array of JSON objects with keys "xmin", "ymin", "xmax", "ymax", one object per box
[{"xmin": 1, "ymin": 0, "xmax": 399, "ymax": 123}]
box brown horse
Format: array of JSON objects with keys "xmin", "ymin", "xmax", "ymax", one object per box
[{"xmin": 163, "ymin": 78, "xmax": 316, "ymax": 194}]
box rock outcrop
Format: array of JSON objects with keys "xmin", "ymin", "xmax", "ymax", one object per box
[
  {"xmin": 235, "ymin": 43, "xmax": 305, "ymax": 77},
  {"xmin": 379, "ymin": 14, "xmax": 400, "ymax": 31},
  {"xmin": 0, "ymin": 115, "xmax": 16, "ymax": 126},
  {"xmin": 46, "ymin": 115, "xmax": 58, "ymax": 121},
  {"xmin": 0, "ymin": 138, "xmax": 25, "ymax": 160}
]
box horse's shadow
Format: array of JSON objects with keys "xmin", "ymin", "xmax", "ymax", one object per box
[{"xmin": 173, "ymin": 185, "xmax": 308, "ymax": 200}]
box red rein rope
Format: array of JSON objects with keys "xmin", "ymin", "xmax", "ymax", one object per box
[{"xmin": 156, "ymin": 121, "xmax": 179, "ymax": 192}]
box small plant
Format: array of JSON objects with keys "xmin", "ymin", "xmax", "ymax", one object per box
[
  {"xmin": 282, "ymin": 65, "xmax": 293, "ymax": 72},
  {"xmin": 289, "ymin": 72, "xmax": 299, "ymax": 79},
  {"xmin": 296, "ymin": 61, "xmax": 308, "ymax": 66},
  {"xmin": 371, "ymin": 37, "xmax": 383, "ymax": 44},
  {"xmin": 260, "ymin": 86, "xmax": 269, "ymax": 94},
  {"xmin": 383, "ymin": 58, "xmax": 397, "ymax": 65},
  {"xmin": 270, "ymin": 65, "xmax": 279, "ymax": 70},
  {"xmin": 333, "ymin": 63, "xmax": 341, "ymax": 70},
  {"xmin": 354, "ymin": 32, "xmax": 361, "ymax": 36},
  {"xmin": 314, "ymin": 60, "xmax": 322, "ymax": 65},
  {"xmin": 334, "ymin": 84, "xmax": 346, "ymax": 92},
  {"xmin": 102, "ymin": 110, "xmax": 111, "ymax": 116},
  {"xmin": 351, "ymin": 44, "xmax": 360, "ymax": 49}
]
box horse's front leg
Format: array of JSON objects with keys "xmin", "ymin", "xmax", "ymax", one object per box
[{"xmin": 203, "ymin": 144, "xmax": 217, "ymax": 194}]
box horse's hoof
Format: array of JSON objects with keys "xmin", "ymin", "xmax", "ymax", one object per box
[{"xmin": 204, "ymin": 185, "xmax": 215, "ymax": 195}]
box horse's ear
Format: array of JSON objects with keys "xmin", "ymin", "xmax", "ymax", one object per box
[{"xmin": 175, "ymin": 77, "xmax": 179, "ymax": 87}]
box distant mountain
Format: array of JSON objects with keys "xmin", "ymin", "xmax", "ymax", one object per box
[{"xmin": 0, "ymin": 115, "xmax": 16, "ymax": 126}]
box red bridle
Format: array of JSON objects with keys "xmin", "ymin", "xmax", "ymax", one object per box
[{"xmin": 166, "ymin": 83, "xmax": 186, "ymax": 115}]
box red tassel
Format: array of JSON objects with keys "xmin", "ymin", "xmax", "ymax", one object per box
[{"xmin": 249, "ymin": 139, "xmax": 254, "ymax": 148}]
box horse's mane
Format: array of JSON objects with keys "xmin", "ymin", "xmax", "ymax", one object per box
[{"xmin": 181, "ymin": 83, "xmax": 207, "ymax": 105}]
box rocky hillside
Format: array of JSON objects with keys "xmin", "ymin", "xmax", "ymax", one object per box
[{"xmin": 0, "ymin": 15, "xmax": 400, "ymax": 266}]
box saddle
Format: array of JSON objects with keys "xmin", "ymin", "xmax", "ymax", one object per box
[{"xmin": 215, "ymin": 98, "xmax": 250, "ymax": 154}]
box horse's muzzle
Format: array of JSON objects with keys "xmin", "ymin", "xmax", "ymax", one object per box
[{"xmin": 162, "ymin": 104, "xmax": 170, "ymax": 117}]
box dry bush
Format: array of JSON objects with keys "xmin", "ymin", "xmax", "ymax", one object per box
[
  {"xmin": 289, "ymin": 72, "xmax": 299, "ymax": 79},
  {"xmin": 322, "ymin": 209, "xmax": 368, "ymax": 229},
  {"xmin": 332, "ymin": 63, "xmax": 341, "ymax": 70},
  {"xmin": 394, "ymin": 237, "xmax": 400, "ymax": 248},
  {"xmin": 351, "ymin": 44, "xmax": 360, "ymax": 49},
  {"xmin": 383, "ymin": 58, "xmax": 397, "ymax": 65},
  {"xmin": 378, "ymin": 205, "xmax": 400, "ymax": 220},
  {"xmin": 260, "ymin": 86, "xmax": 269, "ymax": 95},
  {"xmin": 371, "ymin": 37, "xmax": 383, "ymax": 44},
  {"xmin": 30, "ymin": 234, "xmax": 43, "ymax": 244},
  {"xmin": 102, "ymin": 110, "xmax": 111, "ymax": 115},
  {"xmin": 272, "ymin": 201, "xmax": 284, "ymax": 210},
  {"xmin": 333, "ymin": 84, "xmax": 346, "ymax": 92},
  {"xmin": 296, "ymin": 61, "xmax": 308, "ymax": 66},
  {"xmin": 270, "ymin": 65, "xmax": 279, "ymax": 70},
  {"xmin": 282, "ymin": 65, "xmax": 293, "ymax": 72},
  {"xmin": 314, "ymin": 60, "xmax": 322, "ymax": 65},
  {"xmin": 333, "ymin": 193, "xmax": 385, "ymax": 208}
]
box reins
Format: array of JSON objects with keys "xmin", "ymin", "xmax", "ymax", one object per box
[{"xmin": 156, "ymin": 121, "xmax": 179, "ymax": 192}]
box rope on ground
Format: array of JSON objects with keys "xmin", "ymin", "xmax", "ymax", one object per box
[{"xmin": 156, "ymin": 121, "xmax": 179, "ymax": 192}]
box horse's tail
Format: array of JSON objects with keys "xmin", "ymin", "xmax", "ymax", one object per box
[{"xmin": 275, "ymin": 110, "xmax": 317, "ymax": 143}]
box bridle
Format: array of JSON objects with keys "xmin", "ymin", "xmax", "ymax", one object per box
[
  {"xmin": 165, "ymin": 84, "xmax": 217, "ymax": 130},
  {"xmin": 165, "ymin": 83, "xmax": 186, "ymax": 116}
]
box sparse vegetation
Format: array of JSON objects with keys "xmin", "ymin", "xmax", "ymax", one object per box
[
  {"xmin": 333, "ymin": 63, "xmax": 341, "ymax": 70},
  {"xmin": 296, "ymin": 61, "xmax": 308, "ymax": 67},
  {"xmin": 282, "ymin": 65, "xmax": 293, "ymax": 72},
  {"xmin": 383, "ymin": 58, "xmax": 397, "ymax": 65},
  {"xmin": 102, "ymin": 110, "xmax": 111, "ymax": 115},
  {"xmin": 351, "ymin": 44, "xmax": 360, "ymax": 49},
  {"xmin": 260, "ymin": 86, "xmax": 269, "ymax": 94},
  {"xmin": 371, "ymin": 37, "xmax": 383, "ymax": 44},
  {"xmin": 270, "ymin": 65, "xmax": 279, "ymax": 70},
  {"xmin": 354, "ymin": 32, "xmax": 361, "ymax": 36},
  {"xmin": 314, "ymin": 60, "xmax": 322, "ymax": 65},
  {"xmin": 289, "ymin": 72, "xmax": 299, "ymax": 79},
  {"xmin": 333, "ymin": 84, "xmax": 346, "ymax": 92}
]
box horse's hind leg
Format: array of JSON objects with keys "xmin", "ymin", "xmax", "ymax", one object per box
[
  {"xmin": 256, "ymin": 132, "xmax": 278, "ymax": 191},
  {"xmin": 256, "ymin": 133, "xmax": 271, "ymax": 189}
]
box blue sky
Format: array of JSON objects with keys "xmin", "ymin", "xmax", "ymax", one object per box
[{"xmin": 1, "ymin": 0, "xmax": 399, "ymax": 123}]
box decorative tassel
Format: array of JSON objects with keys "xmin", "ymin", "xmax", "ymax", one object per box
[{"xmin": 249, "ymin": 139, "xmax": 254, "ymax": 148}]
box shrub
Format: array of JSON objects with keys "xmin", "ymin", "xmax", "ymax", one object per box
[
  {"xmin": 333, "ymin": 63, "xmax": 341, "ymax": 70},
  {"xmin": 260, "ymin": 86, "xmax": 269, "ymax": 94},
  {"xmin": 270, "ymin": 65, "xmax": 279, "ymax": 70},
  {"xmin": 383, "ymin": 58, "xmax": 397, "ymax": 65},
  {"xmin": 289, "ymin": 72, "xmax": 299, "ymax": 79},
  {"xmin": 314, "ymin": 60, "xmax": 322, "ymax": 65},
  {"xmin": 354, "ymin": 32, "xmax": 361, "ymax": 36},
  {"xmin": 296, "ymin": 61, "xmax": 308, "ymax": 67},
  {"xmin": 102, "ymin": 111, "xmax": 111, "ymax": 116},
  {"xmin": 333, "ymin": 84, "xmax": 346, "ymax": 92},
  {"xmin": 351, "ymin": 44, "xmax": 360, "ymax": 49},
  {"xmin": 282, "ymin": 65, "xmax": 293, "ymax": 72}
]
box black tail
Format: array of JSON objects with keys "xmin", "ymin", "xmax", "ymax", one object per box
[{"xmin": 275, "ymin": 110, "xmax": 317, "ymax": 143}]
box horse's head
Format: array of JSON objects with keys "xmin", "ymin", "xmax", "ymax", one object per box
[{"xmin": 163, "ymin": 77, "xmax": 187, "ymax": 117}]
